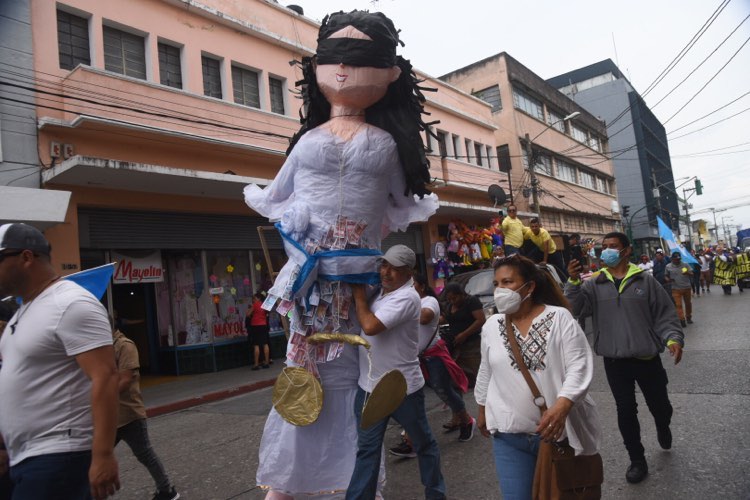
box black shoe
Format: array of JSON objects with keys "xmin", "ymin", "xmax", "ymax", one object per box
[
  {"xmin": 251, "ymin": 365, "xmax": 260, "ymax": 371},
  {"xmin": 152, "ymin": 487, "xmax": 180, "ymax": 500},
  {"xmin": 388, "ymin": 440, "xmax": 416, "ymax": 458},
  {"xmin": 687, "ymin": 317, "xmax": 693, "ymax": 324},
  {"xmin": 626, "ymin": 460, "xmax": 649, "ymax": 484},
  {"xmin": 262, "ymin": 364, "xmax": 270, "ymax": 369},
  {"xmin": 458, "ymin": 417, "xmax": 476, "ymax": 442},
  {"xmin": 680, "ymin": 320, "xmax": 687, "ymax": 327},
  {"xmin": 657, "ymin": 426, "xmax": 672, "ymax": 450}
]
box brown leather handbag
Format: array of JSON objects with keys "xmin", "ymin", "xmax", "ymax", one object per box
[{"xmin": 505, "ymin": 315, "xmax": 603, "ymax": 500}]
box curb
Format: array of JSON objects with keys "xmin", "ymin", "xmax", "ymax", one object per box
[{"xmin": 146, "ymin": 378, "xmax": 276, "ymax": 418}]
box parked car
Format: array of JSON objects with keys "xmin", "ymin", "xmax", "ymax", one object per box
[{"xmin": 442, "ymin": 263, "xmax": 564, "ymax": 319}]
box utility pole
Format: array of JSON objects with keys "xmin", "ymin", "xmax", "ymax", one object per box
[
  {"xmin": 525, "ymin": 133, "xmax": 540, "ymax": 217},
  {"xmin": 710, "ymin": 208, "xmax": 719, "ymax": 243},
  {"xmin": 682, "ymin": 187, "xmax": 694, "ymax": 250}
]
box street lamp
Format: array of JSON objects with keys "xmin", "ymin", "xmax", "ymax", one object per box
[{"xmin": 525, "ymin": 111, "xmax": 581, "ymax": 217}]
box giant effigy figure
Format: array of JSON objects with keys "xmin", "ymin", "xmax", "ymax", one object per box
[{"xmin": 244, "ymin": 10, "xmax": 438, "ymax": 499}]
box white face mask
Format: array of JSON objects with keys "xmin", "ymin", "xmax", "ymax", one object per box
[{"xmin": 493, "ymin": 282, "xmax": 531, "ymax": 314}]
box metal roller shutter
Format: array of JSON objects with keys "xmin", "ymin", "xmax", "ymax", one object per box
[
  {"xmin": 78, "ymin": 208, "xmax": 282, "ymax": 250},
  {"xmin": 79, "ymin": 208, "xmax": 424, "ymax": 253}
]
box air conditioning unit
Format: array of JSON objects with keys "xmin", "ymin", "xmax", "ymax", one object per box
[{"xmin": 611, "ymin": 200, "xmax": 619, "ymax": 214}]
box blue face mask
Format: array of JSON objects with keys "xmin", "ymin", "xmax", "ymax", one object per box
[{"xmin": 601, "ymin": 248, "xmax": 623, "ymax": 267}]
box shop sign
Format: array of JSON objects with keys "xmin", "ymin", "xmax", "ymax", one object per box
[
  {"xmin": 112, "ymin": 250, "xmax": 164, "ymax": 284},
  {"xmin": 209, "ymin": 287, "xmax": 224, "ymax": 294},
  {"xmin": 213, "ymin": 320, "xmax": 246, "ymax": 338}
]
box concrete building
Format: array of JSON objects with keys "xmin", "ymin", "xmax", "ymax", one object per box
[
  {"xmin": 0, "ymin": 0, "xmax": 71, "ymax": 228},
  {"xmin": 20, "ymin": 0, "xmax": 501, "ymax": 374},
  {"xmin": 441, "ymin": 53, "xmax": 620, "ymax": 251},
  {"xmin": 548, "ymin": 59, "xmax": 680, "ymax": 254}
]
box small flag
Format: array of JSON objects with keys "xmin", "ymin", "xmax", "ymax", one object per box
[
  {"xmin": 64, "ymin": 263, "xmax": 116, "ymax": 299},
  {"xmin": 656, "ymin": 217, "xmax": 699, "ymax": 265}
]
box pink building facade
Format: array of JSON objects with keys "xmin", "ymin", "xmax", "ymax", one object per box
[
  {"xmin": 28, "ymin": 0, "xmax": 502, "ymax": 373},
  {"xmin": 441, "ymin": 53, "xmax": 620, "ymax": 248}
]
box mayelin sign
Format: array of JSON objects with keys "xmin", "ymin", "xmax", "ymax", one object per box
[{"xmin": 112, "ymin": 250, "xmax": 164, "ymax": 284}]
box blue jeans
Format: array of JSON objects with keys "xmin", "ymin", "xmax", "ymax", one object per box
[
  {"xmin": 346, "ymin": 388, "xmax": 446, "ymax": 500},
  {"xmin": 492, "ymin": 432, "xmax": 540, "ymax": 500},
  {"xmin": 423, "ymin": 357, "xmax": 465, "ymax": 414},
  {"xmin": 505, "ymin": 245, "xmax": 520, "ymax": 256},
  {"xmin": 10, "ymin": 450, "xmax": 92, "ymax": 500}
]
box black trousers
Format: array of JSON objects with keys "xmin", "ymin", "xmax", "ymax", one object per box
[{"xmin": 603, "ymin": 356, "xmax": 673, "ymax": 462}]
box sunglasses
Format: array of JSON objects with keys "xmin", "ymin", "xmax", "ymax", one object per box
[{"xmin": 0, "ymin": 250, "xmax": 24, "ymax": 263}]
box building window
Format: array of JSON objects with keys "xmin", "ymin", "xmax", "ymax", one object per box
[
  {"xmin": 523, "ymin": 149, "xmax": 551, "ymax": 176},
  {"xmin": 579, "ymin": 170, "xmax": 596, "ymax": 190},
  {"xmin": 269, "ymin": 76, "xmax": 285, "ymax": 114},
  {"xmin": 103, "ymin": 25, "xmax": 146, "ymax": 80},
  {"xmin": 555, "ymin": 159, "xmax": 577, "ymax": 183},
  {"xmin": 512, "ymin": 87, "xmax": 543, "ymax": 120},
  {"xmin": 588, "ymin": 135, "xmax": 601, "ymax": 152},
  {"xmin": 547, "ymin": 109, "xmax": 565, "ymax": 132},
  {"xmin": 425, "ymin": 128, "xmax": 433, "ymax": 152},
  {"xmin": 436, "ymin": 131, "xmax": 448, "ymax": 157},
  {"xmin": 202, "ymin": 56, "xmax": 222, "ymax": 99},
  {"xmin": 486, "ymin": 146, "xmax": 494, "ymax": 168},
  {"xmin": 597, "ymin": 177, "xmax": 611, "ymax": 194},
  {"xmin": 473, "ymin": 85, "xmax": 502, "ymax": 112},
  {"xmin": 232, "ymin": 66, "xmax": 260, "ymax": 108},
  {"xmin": 541, "ymin": 212, "xmax": 562, "ymax": 232},
  {"xmin": 452, "ymin": 134, "xmax": 461, "ymax": 159},
  {"xmin": 564, "ymin": 214, "xmax": 586, "ymax": 231},
  {"xmin": 587, "ymin": 218, "xmax": 604, "ymax": 233},
  {"xmin": 57, "ymin": 9, "xmax": 90, "ymax": 70},
  {"xmin": 474, "ymin": 142, "xmax": 484, "ymax": 166},
  {"xmin": 158, "ymin": 43, "xmax": 182, "ymax": 89},
  {"xmin": 465, "ymin": 139, "xmax": 472, "ymax": 162},
  {"xmin": 571, "ymin": 124, "xmax": 587, "ymax": 143}
]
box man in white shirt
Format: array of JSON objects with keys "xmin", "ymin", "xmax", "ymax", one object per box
[
  {"xmin": 638, "ymin": 254, "xmax": 654, "ymax": 274},
  {"xmin": 347, "ymin": 245, "xmax": 446, "ymax": 500},
  {"xmin": 0, "ymin": 223, "xmax": 120, "ymax": 500}
]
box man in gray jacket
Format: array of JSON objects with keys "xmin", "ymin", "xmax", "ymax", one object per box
[{"xmin": 565, "ymin": 232, "xmax": 683, "ymax": 485}]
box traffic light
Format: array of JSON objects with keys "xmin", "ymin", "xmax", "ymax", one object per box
[
  {"xmin": 622, "ymin": 205, "xmax": 630, "ymax": 218},
  {"xmin": 695, "ymin": 178, "xmax": 703, "ymax": 195}
]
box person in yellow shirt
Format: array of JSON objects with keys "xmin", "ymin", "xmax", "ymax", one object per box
[
  {"xmin": 501, "ymin": 205, "xmax": 525, "ymax": 255},
  {"xmin": 524, "ymin": 218, "xmax": 567, "ymax": 278}
]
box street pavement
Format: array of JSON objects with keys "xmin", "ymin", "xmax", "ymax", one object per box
[{"xmin": 114, "ymin": 288, "xmax": 750, "ymax": 499}]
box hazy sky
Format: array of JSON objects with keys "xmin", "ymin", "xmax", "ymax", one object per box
[{"xmin": 299, "ymin": 0, "xmax": 750, "ymax": 242}]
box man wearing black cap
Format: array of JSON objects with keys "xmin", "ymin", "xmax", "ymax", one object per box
[
  {"xmin": 347, "ymin": 244, "xmax": 445, "ymax": 499},
  {"xmin": 0, "ymin": 223, "xmax": 120, "ymax": 499}
]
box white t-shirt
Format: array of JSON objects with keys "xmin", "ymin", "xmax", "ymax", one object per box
[
  {"xmin": 699, "ymin": 255, "xmax": 712, "ymax": 272},
  {"xmin": 0, "ymin": 280, "xmax": 112, "ymax": 466},
  {"xmin": 638, "ymin": 261, "xmax": 654, "ymax": 274},
  {"xmin": 358, "ymin": 282, "xmax": 424, "ymax": 395},
  {"xmin": 417, "ymin": 296, "xmax": 441, "ymax": 353}
]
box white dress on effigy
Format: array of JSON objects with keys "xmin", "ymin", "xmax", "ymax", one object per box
[{"xmin": 245, "ymin": 126, "xmax": 437, "ymax": 497}]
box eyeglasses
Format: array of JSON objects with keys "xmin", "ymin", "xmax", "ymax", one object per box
[{"xmin": 0, "ymin": 250, "xmax": 24, "ymax": 263}]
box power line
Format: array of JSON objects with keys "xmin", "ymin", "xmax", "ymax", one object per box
[
  {"xmin": 667, "ymin": 89, "xmax": 750, "ymax": 134},
  {"xmin": 650, "ymin": 12, "xmax": 750, "ymax": 110},
  {"xmin": 663, "ymin": 33, "xmax": 750, "ymax": 124}
]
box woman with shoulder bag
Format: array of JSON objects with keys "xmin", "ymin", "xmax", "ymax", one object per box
[{"xmin": 475, "ymin": 254, "xmax": 602, "ymax": 499}]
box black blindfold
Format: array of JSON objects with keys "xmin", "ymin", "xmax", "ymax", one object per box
[{"xmin": 316, "ymin": 37, "xmax": 396, "ymax": 68}]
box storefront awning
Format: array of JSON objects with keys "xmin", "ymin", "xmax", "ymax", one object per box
[
  {"xmin": 42, "ymin": 155, "xmax": 273, "ymax": 200},
  {"xmin": 0, "ymin": 186, "xmax": 72, "ymax": 230}
]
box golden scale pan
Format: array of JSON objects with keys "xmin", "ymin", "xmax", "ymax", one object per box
[{"xmin": 272, "ymin": 333, "xmax": 406, "ymax": 429}]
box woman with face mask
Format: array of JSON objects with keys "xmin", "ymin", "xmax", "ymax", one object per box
[{"xmin": 475, "ymin": 255, "xmax": 601, "ymax": 499}]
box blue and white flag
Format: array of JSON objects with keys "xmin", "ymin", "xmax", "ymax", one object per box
[
  {"xmin": 64, "ymin": 263, "xmax": 116, "ymax": 299},
  {"xmin": 656, "ymin": 216, "xmax": 699, "ymax": 265}
]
